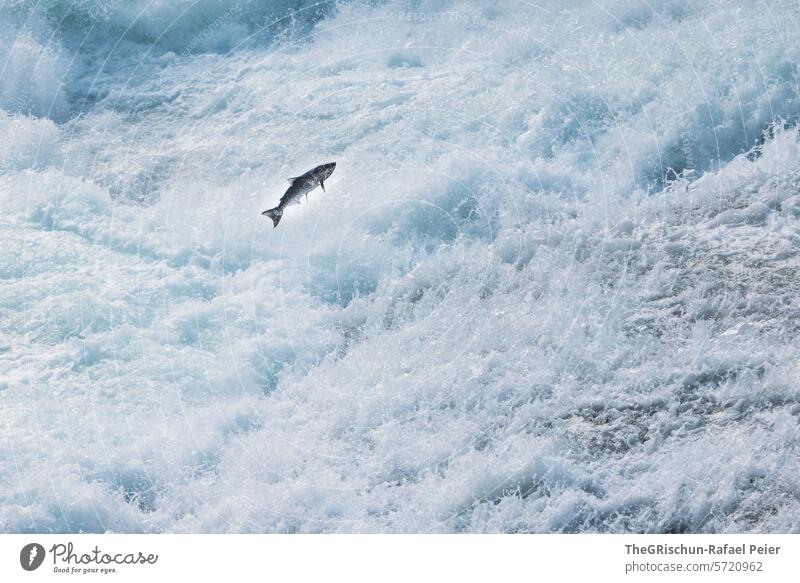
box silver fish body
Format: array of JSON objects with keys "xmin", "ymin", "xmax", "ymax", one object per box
[{"xmin": 262, "ymin": 162, "xmax": 336, "ymax": 228}]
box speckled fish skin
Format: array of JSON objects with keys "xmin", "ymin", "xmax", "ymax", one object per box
[{"xmin": 262, "ymin": 162, "xmax": 336, "ymax": 227}]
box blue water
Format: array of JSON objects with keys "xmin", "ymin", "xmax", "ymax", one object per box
[{"xmin": 2, "ymin": 0, "xmax": 800, "ymax": 533}]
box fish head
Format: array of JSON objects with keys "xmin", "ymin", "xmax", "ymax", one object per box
[{"xmin": 316, "ymin": 162, "xmax": 336, "ymax": 180}]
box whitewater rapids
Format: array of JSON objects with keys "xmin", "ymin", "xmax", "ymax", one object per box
[{"xmin": 1, "ymin": 0, "xmax": 799, "ymax": 533}]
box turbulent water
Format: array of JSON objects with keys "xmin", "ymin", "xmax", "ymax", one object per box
[{"xmin": 2, "ymin": 0, "xmax": 800, "ymax": 533}]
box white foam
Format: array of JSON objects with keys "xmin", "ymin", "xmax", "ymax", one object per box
[{"xmin": 2, "ymin": 0, "xmax": 800, "ymax": 533}]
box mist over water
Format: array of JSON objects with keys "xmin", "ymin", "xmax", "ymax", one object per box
[{"xmin": 2, "ymin": 0, "xmax": 800, "ymax": 533}]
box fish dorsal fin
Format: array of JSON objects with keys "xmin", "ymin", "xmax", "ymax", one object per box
[{"xmin": 287, "ymin": 176, "xmax": 300, "ymax": 184}]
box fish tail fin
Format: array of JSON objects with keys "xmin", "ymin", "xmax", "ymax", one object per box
[{"xmin": 261, "ymin": 207, "xmax": 283, "ymax": 228}]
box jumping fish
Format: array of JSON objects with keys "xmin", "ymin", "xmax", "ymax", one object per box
[{"xmin": 261, "ymin": 162, "xmax": 336, "ymax": 228}]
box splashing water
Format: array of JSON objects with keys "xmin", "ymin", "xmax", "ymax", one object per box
[{"xmin": 1, "ymin": 0, "xmax": 800, "ymax": 533}]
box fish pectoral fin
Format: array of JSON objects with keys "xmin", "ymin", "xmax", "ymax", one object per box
[
  {"xmin": 320, "ymin": 180, "xmax": 325, "ymax": 192},
  {"xmin": 305, "ymin": 194, "xmax": 308, "ymax": 203}
]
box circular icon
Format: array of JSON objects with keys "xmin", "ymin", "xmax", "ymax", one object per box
[{"xmin": 20, "ymin": 543, "xmax": 46, "ymax": 571}]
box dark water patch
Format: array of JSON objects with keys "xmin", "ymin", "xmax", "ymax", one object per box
[{"xmin": 106, "ymin": 470, "xmax": 159, "ymax": 514}]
